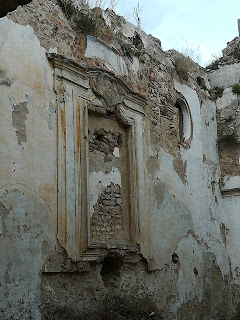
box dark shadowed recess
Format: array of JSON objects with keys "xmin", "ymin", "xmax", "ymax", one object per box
[{"xmin": 0, "ymin": 0, "xmax": 32, "ymax": 17}]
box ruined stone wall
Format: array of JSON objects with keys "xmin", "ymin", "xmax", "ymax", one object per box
[
  {"xmin": 208, "ymin": 48, "xmax": 240, "ymax": 313},
  {"xmin": 208, "ymin": 62, "xmax": 240, "ymax": 183},
  {"xmin": 0, "ymin": 0, "xmax": 238, "ymax": 319}
]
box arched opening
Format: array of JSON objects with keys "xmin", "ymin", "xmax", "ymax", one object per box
[{"xmin": 175, "ymin": 99, "xmax": 192, "ymax": 145}]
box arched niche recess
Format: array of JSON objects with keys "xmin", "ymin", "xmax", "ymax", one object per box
[
  {"xmin": 175, "ymin": 94, "xmax": 192, "ymax": 147},
  {"xmin": 48, "ymin": 54, "xmax": 146, "ymax": 262}
]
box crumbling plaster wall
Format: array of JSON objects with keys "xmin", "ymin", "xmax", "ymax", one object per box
[
  {"xmin": 208, "ymin": 63, "xmax": 240, "ymax": 183},
  {"xmin": 208, "ymin": 59, "xmax": 240, "ymax": 308},
  {"xmin": 0, "ymin": 0, "xmax": 237, "ymax": 318},
  {"xmin": 0, "ymin": 17, "xmax": 57, "ymax": 318},
  {"xmin": 142, "ymin": 80, "xmax": 231, "ymax": 315}
]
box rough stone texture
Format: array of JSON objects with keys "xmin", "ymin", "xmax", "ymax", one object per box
[
  {"xmin": 88, "ymin": 112, "xmax": 131, "ymax": 246},
  {"xmin": 207, "ymin": 38, "xmax": 240, "ymax": 319},
  {"xmin": 91, "ymin": 183, "xmax": 124, "ymax": 244},
  {"xmin": 1, "ymin": 1, "xmax": 240, "ymax": 319},
  {"xmin": 41, "ymin": 251, "xmax": 233, "ymax": 320},
  {"xmin": 222, "ymin": 36, "xmax": 240, "ymax": 64},
  {"xmin": 0, "ymin": 16, "xmax": 57, "ymax": 319},
  {"xmin": 208, "ymin": 64, "xmax": 240, "ymax": 180},
  {"xmin": 206, "ymin": 36, "xmax": 240, "ymax": 69},
  {"xmin": 0, "ymin": 185, "xmax": 55, "ymax": 319},
  {"xmin": 89, "ymin": 128, "xmax": 123, "ymax": 160}
]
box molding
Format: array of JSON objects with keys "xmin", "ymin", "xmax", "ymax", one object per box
[
  {"xmin": 175, "ymin": 90, "xmax": 193, "ymax": 148},
  {"xmin": 221, "ymin": 188, "xmax": 240, "ymax": 197},
  {"xmin": 49, "ymin": 53, "xmax": 146, "ymax": 262},
  {"xmin": 221, "ymin": 175, "xmax": 240, "ymax": 197},
  {"xmin": 48, "ymin": 53, "xmax": 146, "ymax": 109}
]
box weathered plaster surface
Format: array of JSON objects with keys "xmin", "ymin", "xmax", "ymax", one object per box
[
  {"xmin": 0, "ymin": 17, "xmax": 57, "ymax": 212},
  {"xmin": 85, "ymin": 36, "xmax": 128, "ymax": 76},
  {"xmin": 1, "ymin": 1, "xmax": 239, "ymax": 318},
  {"xmin": 0, "ymin": 185, "xmax": 55, "ymax": 319},
  {"xmin": 140, "ymin": 82, "xmax": 230, "ymax": 312},
  {"xmin": 223, "ymin": 196, "xmax": 240, "ymax": 285},
  {"xmin": 208, "ymin": 63, "xmax": 240, "ymax": 88},
  {"xmin": 0, "ymin": 18, "xmax": 56, "ymax": 318},
  {"xmin": 222, "ymin": 175, "xmax": 240, "ymax": 191},
  {"xmin": 208, "ymin": 59, "xmax": 240, "ymax": 311}
]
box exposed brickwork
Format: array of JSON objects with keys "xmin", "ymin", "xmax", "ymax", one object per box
[
  {"xmin": 90, "ymin": 183, "xmax": 124, "ymax": 244},
  {"xmin": 89, "ymin": 128, "xmax": 122, "ymax": 160}
]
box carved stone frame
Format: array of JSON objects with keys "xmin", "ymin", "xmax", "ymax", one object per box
[
  {"xmin": 175, "ymin": 92, "xmax": 193, "ymax": 149},
  {"xmin": 49, "ymin": 54, "xmax": 146, "ymax": 261}
]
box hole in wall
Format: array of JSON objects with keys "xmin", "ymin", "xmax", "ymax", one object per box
[
  {"xmin": 106, "ymin": 110, "xmax": 114, "ymax": 117},
  {"xmin": 95, "ymin": 132, "xmax": 104, "ymax": 142},
  {"xmin": 193, "ymin": 267, "xmax": 198, "ymax": 276},
  {"xmin": 172, "ymin": 253, "xmax": 179, "ymax": 264},
  {"xmin": 100, "ymin": 256, "xmax": 123, "ymax": 286},
  {"xmin": 197, "ymin": 76, "xmax": 207, "ymax": 90}
]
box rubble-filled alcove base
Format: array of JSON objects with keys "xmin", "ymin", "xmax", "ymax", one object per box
[{"xmin": 40, "ymin": 253, "xmax": 234, "ymax": 320}]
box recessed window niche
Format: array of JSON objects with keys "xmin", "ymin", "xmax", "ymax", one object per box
[{"xmin": 175, "ymin": 98, "xmax": 192, "ymax": 146}]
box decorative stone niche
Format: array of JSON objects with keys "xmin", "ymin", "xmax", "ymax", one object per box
[
  {"xmin": 175, "ymin": 93, "xmax": 193, "ymax": 147},
  {"xmin": 48, "ymin": 54, "xmax": 146, "ymax": 262}
]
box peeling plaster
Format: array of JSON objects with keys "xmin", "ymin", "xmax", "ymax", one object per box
[
  {"xmin": 0, "ymin": 184, "xmax": 55, "ymax": 319},
  {"xmin": 147, "ymin": 179, "xmax": 194, "ymax": 270},
  {"xmin": 0, "ymin": 201, "xmax": 10, "ymax": 236},
  {"xmin": 0, "ymin": 69, "xmax": 11, "ymax": 87},
  {"xmin": 0, "ymin": 6, "xmax": 238, "ymax": 319},
  {"xmin": 173, "ymin": 156, "xmax": 187, "ymax": 184},
  {"xmin": 85, "ymin": 36, "xmax": 128, "ymax": 76},
  {"xmin": 173, "ymin": 233, "xmax": 204, "ymax": 311},
  {"xmin": 11, "ymin": 101, "xmax": 29, "ymax": 145}
]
